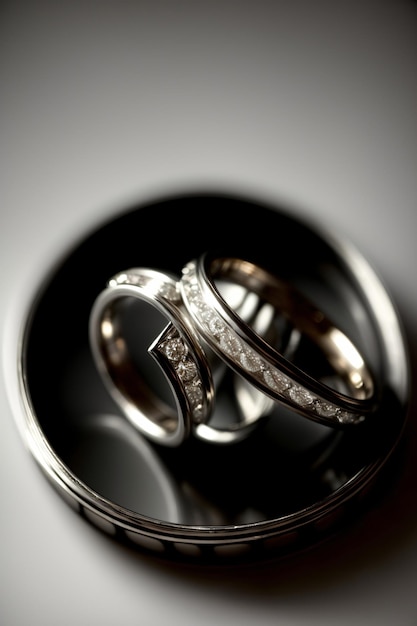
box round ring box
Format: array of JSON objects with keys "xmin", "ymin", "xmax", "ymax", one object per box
[{"xmin": 11, "ymin": 192, "xmax": 410, "ymax": 563}]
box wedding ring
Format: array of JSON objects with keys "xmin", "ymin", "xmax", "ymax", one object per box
[
  {"xmin": 89, "ymin": 268, "xmax": 215, "ymax": 447},
  {"xmin": 179, "ymin": 253, "xmax": 378, "ymax": 428},
  {"xmin": 89, "ymin": 267, "xmax": 287, "ymax": 446}
]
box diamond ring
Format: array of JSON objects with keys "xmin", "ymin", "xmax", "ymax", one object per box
[
  {"xmin": 89, "ymin": 267, "xmax": 289, "ymax": 446},
  {"xmin": 179, "ymin": 253, "xmax": 378, "ymax": 428},
  {"xmin": 89, "ymin": 267, "xmax": 216, "ymax": 447}
]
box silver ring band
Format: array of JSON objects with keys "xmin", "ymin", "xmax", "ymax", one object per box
[
  {"xmin": 179, "ymin": 253, "xmax": 378, "ymax": 428},
  {"xmin": 89, "ymin": 267, "xmax": 288, "ymax": 446},
  {"xmin": 89, "ymin": 268, "xmax": 215, "ymax": 446}
]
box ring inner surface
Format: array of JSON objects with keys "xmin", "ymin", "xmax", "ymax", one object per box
[
  {"xmin": 208, "ymin": 256, "xmax": 375, "ymax": 404},
  {"xmin": 97, "ymin": 297, "xmax": 179, "ymax": 432}
]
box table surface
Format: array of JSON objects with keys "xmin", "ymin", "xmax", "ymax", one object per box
[{"xmin": 1, "ymin": 2, "xmax": 416, "ymax": 625}]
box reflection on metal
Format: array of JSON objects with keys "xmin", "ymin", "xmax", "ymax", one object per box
[{"xmin": 12, "ymin": 194, "xmax": 409, "ymax": 562}]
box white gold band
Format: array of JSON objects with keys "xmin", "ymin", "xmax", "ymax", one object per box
[
  {"xmin": 89, "ymin": 268, "xmax": 215, "ymax": 447},
  {"xmin": 179, "ymin": 253, "xmax": 378, "ymax": 428}
]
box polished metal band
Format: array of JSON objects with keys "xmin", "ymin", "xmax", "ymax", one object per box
[
  {"xmin": 89, "ymin": 267, "xmax": 286, "ymax": 446},
  {"xmin": 179, "ymin": 253, "xmax": 377, "ymax": 428},
  {"xmin": 89, "ymin": 268, "xmax": 215, "ymax": 446}
]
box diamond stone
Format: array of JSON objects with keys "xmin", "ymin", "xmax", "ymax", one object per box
[
  {"xmin": 288, "ymin": 386, "xmax": 315, "ymax": 407},
  {"xmin": 200, "ymin": 307, "xmax": 217, "ymax": 326},
  {"xmin": 239, "ymin": 349, "xmax": 263, "ymax": 373},
  {"xmin": 176, "ymin": 359, "xmax": 198, "ymax": 382},
  {"xmin": 163, "ymin": 338, "xmax": 187, "ymax": 362},
  {"xmin": 337, "ymin": 410, "xmax": 358, "ymax": 425},
  {"xmin": 131, "ymin": 274, "xmax": 148, "ymax": 286},
  {"xmin": 219, "ymin": 330, "xmax": 242, "ymax": 357},
  {"xmin": 159, "ymin": 282, "xmax": 180, "ymax": 302},
  {"xmin": 186, "ymin": 283, "xmax": 200, "ymax": 302},
  {"xmin": 263, "ymin": 368, "xmax": 291, "ymax": 393},
  {"xmin": 315, "ymin": 402, "xmax": 338, "ymax": 418}
]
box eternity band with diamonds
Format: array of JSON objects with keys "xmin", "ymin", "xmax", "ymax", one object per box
[
  {"xmin": 179, "ymin": 253, "xmax": 378, "ymax": 428},
  {"xmin": 89, "ymin": 267, "xmax": 284, "ymax": 447},
  {"xmin": 89, "ymin": 268, "xmax": 217, "ymax": 446}
]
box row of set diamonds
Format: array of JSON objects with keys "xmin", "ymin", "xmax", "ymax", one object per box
[
  {"xmin": 181, "ymin": 262, "xmax": 361, "ymax": 425},
  {"xmin": 110, "ymin": 271, "xmax": 180, "ymax": 303},
  {"xmin": 111, "ymin": 270, "xmax": 206, "ymax": 422},
  {"xmin": 155, "ymin": 330, "xmax": 205, "ymax": 423}
]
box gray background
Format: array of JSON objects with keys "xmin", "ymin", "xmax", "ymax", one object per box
[{"xmin": 1, "ymin": 1, "xmax": 416, "ymax": 625}]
